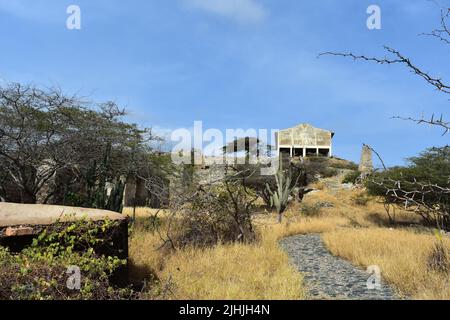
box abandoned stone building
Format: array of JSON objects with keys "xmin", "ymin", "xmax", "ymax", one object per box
[
  {"xmin": 1, "ymin": 123, "xmax": 336, "ymax": 209},
  {"xmin": 275, "ymin": 123, "xmax": 334, "ymax": 158},
  {"xmin": 122, "ymin": 175, "xmax": 169, "ymax": 208}
]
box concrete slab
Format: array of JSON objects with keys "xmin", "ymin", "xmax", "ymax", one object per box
[
  {"xmin": 0, "ymin": 202, "xmax": 129, "ymax": 284},
  {"xmin": 0, "ymin": 202, "xmax": 125, "ymax": 227}
]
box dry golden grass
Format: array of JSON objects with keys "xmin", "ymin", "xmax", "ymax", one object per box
[
  {"xmin": 300, "ymin": 187, "xmax": 419, "ymax": 228},
  {"xmin": 310, "ymin": 181, "xmax": 325, "ymax": 190},
  {"xmin": 256, "ymin": 215, "xmax": 348, "ymax": 240},
  {"xmin": 303, "ymin": 187, "xmax": 450, "ymax": 299},
  {"xmin": 160, "ymin": 239, "xmax": 304, "ymax": 300},
  {"xmin": 323, "ymin": 228, "xmax": 450, "ymax": 299},
  {"xmin": 127, "ymin": 181, "xmax": 447, "ymax": 300},
  {"xmin": 122, "ymin": 207, "xmax": 168, "ymax": 218},
  {"xmin": 129, "ymin": 224, "xmax": 165, "ymax": 276},
  {"xmin": 126, "ymin": 185, "xmax": 418, "ymax": 300},
  {"xmin": 128, "ymin": 208, "xmax": 307, "ymax": 300}
]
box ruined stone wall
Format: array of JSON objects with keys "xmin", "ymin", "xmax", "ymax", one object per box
[{"xmin": 195, "ymin": 165, "xmax": 227, "ymax": 185}]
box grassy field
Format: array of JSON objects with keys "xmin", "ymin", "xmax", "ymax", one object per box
[
  {"xmin": 125, "ymin": 204, "xmax": 351, "ymax": 300},
  {"xmin": 128, "ymin": 211, "xmax": 308, "ymax": 299},
  {"xmin": 125, "ymin": 183, "xmax": 450, "ymax": 300},
  {"xmin": 323, "ymin": 228, "xmax": 450, "ymax": 299}
]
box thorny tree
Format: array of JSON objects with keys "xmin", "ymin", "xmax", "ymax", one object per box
[
  {"xmin": 320, "ymin": 4, "xmax": 450, "ymax": 229},
  {"xmin": 0, "ymin": 83, "xmax": 79, "ymax": 203},
  {"xmin": 141, "ymin": 163, "xmax": 260, "ymax": 249},
  {"xmin": 0, "ymin": 82, "xmax": 155, "ymax": 206},
  {"xmin": 366, "ymin": 145, "xmax": 450, "ymax": 229}
]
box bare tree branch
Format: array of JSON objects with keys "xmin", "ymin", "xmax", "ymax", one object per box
[
  {"xmin": 420, "ymin": 7, "xmax": 450, "ymax": 44},
  {"xmin": 363, "ymin": 144, "xmax": 450, "ymax": 229},
  {"xmin": 363, "ymin": 143, "xmax": 387, "ymax": 171},
  {"xmin": 393, "ymin": 114, "xmax": 450, "ymax": 135},
  {"xmin": 319, "ymin": 46, "xmax": 450, "ymax": 94}
]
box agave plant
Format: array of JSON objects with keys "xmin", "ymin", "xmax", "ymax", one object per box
[{"xmin": 266, "ymin": 163, "xmax": 297, "ymax": 223}]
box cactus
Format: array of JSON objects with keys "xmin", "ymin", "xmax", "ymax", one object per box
[
  {"xmin": 82, "ymin": 146, "xmax": 125, "ymax": 213},
  {"xmin": 266, "ymin": 163, "xmax": 296, "ymax": 223},
  {"xmin": 105, "ymin": 179, "xmax": 125, "ymax": 213}
]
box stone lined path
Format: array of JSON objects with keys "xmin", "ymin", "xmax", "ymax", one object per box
[{"xmin": 280, "ymin": 234, "xmax": 398, "ymax": 300}]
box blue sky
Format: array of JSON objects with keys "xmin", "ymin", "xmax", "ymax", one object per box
[{"xmin": 0, "ymin": 0, "xmax": 448, "ymax": 166}]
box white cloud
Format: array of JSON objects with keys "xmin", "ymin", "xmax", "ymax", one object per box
[
  {"xmin": 151, "ymin": 125, "xmax": 175, "ymax": 141},
  {"xmin": 184, "ymin": 0, "xmax": 267, "ymax": 24}
]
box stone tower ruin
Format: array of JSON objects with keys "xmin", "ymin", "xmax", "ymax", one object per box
[{"xmin": 359, "ymin": 145, "xmax": 374, "ymax": 174}]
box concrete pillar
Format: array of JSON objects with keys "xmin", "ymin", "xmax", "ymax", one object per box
[
  {"xmin": 316, "ymin": 148, "xmax": 319, "ymax": 156},
  {"xmin": 302, "ymin": 148, "xmax": 306, "ymax": 157},
  {"xmin": 290, "ymin": 147, "xmax": 293, "ymax": 157}
]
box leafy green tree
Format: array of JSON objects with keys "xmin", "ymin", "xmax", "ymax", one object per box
[
  {"xmin": 0, "ymin": 82, "xmax": 158, "ymax": 209},
  {"xmin": 367, "ymin": 146, "xmax": 450, "ymax": 227}
]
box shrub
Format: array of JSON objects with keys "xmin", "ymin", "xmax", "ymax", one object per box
[
  {"xmin": 427, "ymin": 232, "xmax": 450, "ymax": 274},
  {"xmin": 366, "ymin": 146, "xmax": 450, "ymax": 228},
  {"xmin": 342, "ymin": 170, "xmax": 361, "ymax": 184},
  {"xmin": 321, "ymin": 167, "xmax": 339, "ymax": 178},
  {"xmin": 175, "ymin": 180, "xmax": 257, "ymax": 247},
  {"xmin": 352, "ymin": 192, "xmax": 370, "ymax": 206},
  {"xmin": 301, "ymin": 157, "xmax": 339, "ymax": 182},
  {"xmin": 133, "ymin": 215, "xmax": 161, "ymax": 233},
  {"xmin": 0, "ymin": 219, "xmax": 140, "ymax": 300},
  {"xmin": 330, "ymin": 160, "xmax": 359, "ymax": 171},
  {"xmin": 300, "ymin": 203, "xmax": 322, "ymax": 217},
  {"xmin": 367, "ymin": 146, "xmax": 450, "ymax": 194}
]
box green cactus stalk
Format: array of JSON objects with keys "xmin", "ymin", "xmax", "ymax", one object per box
[{"xmin": 105, "ymin": 179, "xmax": 125, "ymax": 213}]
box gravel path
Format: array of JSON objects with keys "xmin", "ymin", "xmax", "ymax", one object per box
[{"xmin": 280, "ymin": 234, "xmax": 399, "ymax": 300}]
